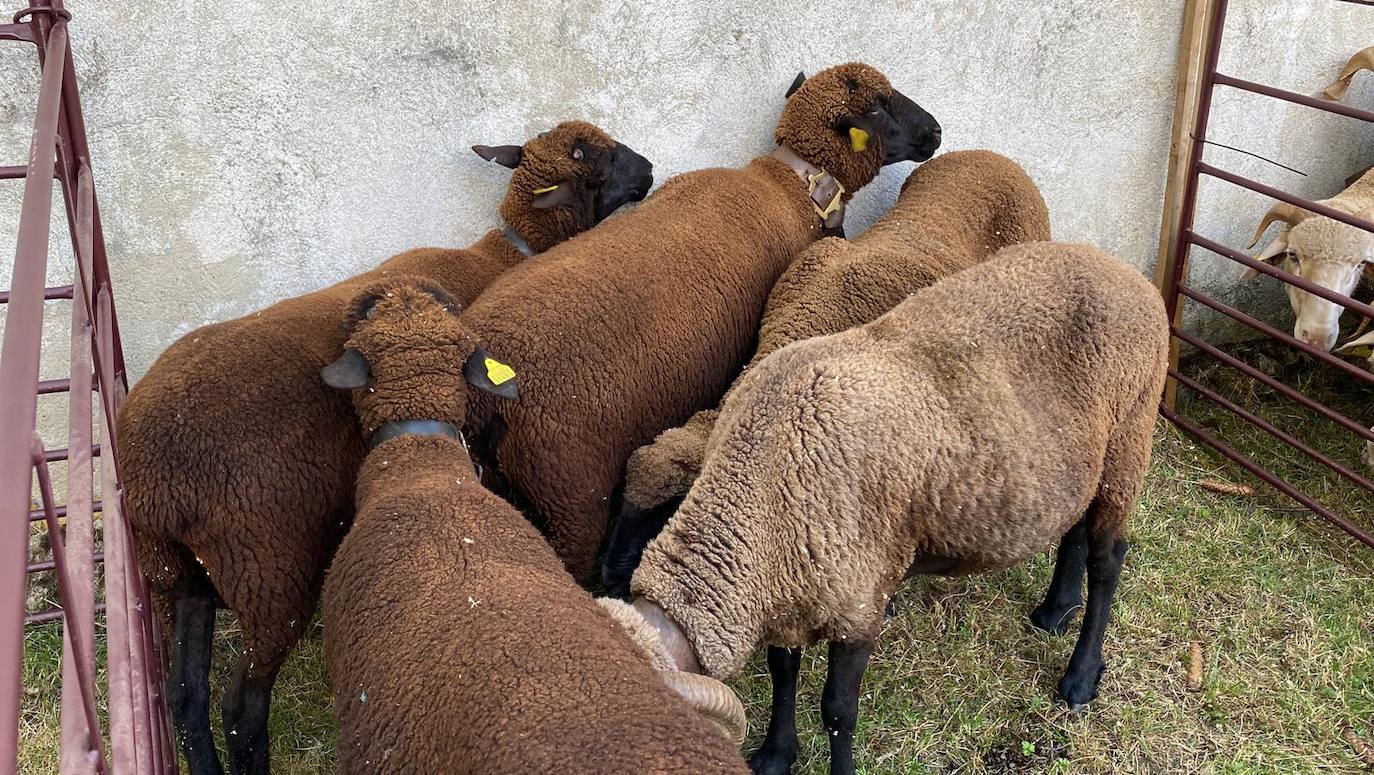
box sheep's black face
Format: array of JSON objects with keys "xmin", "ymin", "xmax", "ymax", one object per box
[
  {"xmin": 602, "ymin": 497, "xmax": 683, "ymax": 598},
  {"xmin": 593, "ymin": 142, "xmax": 654, "ymax": 222},
  {"xmin": 866, "ymin": 90, "xmax": 941, "ymax": 164},
  {"xmin": 483, "ymin": 120, "xmax": 655, "ymax": 253}
]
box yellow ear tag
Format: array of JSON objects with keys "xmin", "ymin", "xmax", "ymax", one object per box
[
  {"xmin": 532, "ymin": 185, "xmax": 559, "ymax": 194},
  {"xmin": 484, "ymin": 357, "xmax": 516, "ymax": 386},
  {"xmin": 1345, "ymin": 344, "xmax": 1374, "ymax": 360},
  {"xmin": 849, "ymin": 127, "xmax": 869, "ymax": 153}
]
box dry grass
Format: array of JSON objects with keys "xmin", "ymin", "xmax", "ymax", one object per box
[{"xmin": 18, "ymin": 350, "xmax": 1374, "ymax": 772}]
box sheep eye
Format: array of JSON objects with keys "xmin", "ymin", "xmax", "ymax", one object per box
[
  {"xmin": 846, "ymin": 79, "xmax": 859, "ymax": 93},
  {"xmin": 572, "ymin": 148, "xmax": 584, "ymax": 161}
]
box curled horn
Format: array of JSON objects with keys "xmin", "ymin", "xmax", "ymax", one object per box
[
  {"xmin": 1324, "ymin": 45, "xmax": 1374, "ymax": 101},
  {"xmin": 1247, "ymin": 202, "xmax": 1311, "ymax": 249},
  {"xmin": 661, "ymin": 671, "xmax": 747, "ymax": 745}
]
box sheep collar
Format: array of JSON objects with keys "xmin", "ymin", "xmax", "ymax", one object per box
[
  {"xmin": 771, "ymin": 145, "xmax": 847, "ymax": 231},
  {"xmin": 500, "ymin": 224, "xmax": 535, "ymax": 258},
  {"xmin": 367, "ymin": 419, "xmax": 464, "ymax": 450}
]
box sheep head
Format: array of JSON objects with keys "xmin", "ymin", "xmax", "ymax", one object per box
[
  {"xmin": 321, "ymin": 277, "xmax": 519, "ymax": 439},
  {"xmin": 473, "ymin": 120, "xmax": 654, "ymax": 252},
  {"xmin": 774, "ymin": 63, "xmax": 941, "ymax": 193},
  {"xmin": 1244, "ymin": 202, "xmax": 1374, "ymax": 352}
]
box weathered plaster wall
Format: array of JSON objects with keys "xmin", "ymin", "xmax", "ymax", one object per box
[{"xmin": 1, "ymin": 0, "xmax": 1371, "ymax": 397}]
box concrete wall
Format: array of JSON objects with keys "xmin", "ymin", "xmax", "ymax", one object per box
[{"xmin": 1, "ymin": 0, "xmax": 1372, "ymax": 394}]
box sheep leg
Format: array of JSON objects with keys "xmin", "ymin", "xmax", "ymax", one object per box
[
  {"xmin": 163, "ymin": 575, "xmax": 223, "ymax": 775},
  {"xmin": 749, "ymin": 646, "xmax": 803, "ymax": 775},
  {"xmin": 222, "ymin": 654, "xmax": 283, "ymax": 775},
  {"xmin": 820, "ymin": 639, "xmax": 874, "ymax": 775},
  {"xmin": 1029, "ymin": 517, "xmax": 1088, "ymax": 635},
  {"xmin": 1057, "ymin": 512, "xmax": 1128, "ymax": 709}
]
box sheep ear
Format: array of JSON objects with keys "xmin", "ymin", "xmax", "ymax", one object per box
[
  {"xmin": 464, "ymin": 347, "xmax": 519, "ymax": 400},
  {"xmin": 472, "ymin": 144, "xmax": 523, "ymax": 169},
  {"xmin": 531, "ymin": 182, "xmax": 575, "ymax": 210},
  {"xmin": 1241, "ymin": 235, "xmax": 1290, "ymax": 280},
  {"xmin": 321, "ymin": 348, "xmax": 370, "ymax": 390},
  {"xmin": 835, "ymin": 113, "xmax": 879, "ymax": 153},
  {"xmin": 785, "ymin": 71, "xmax": 806, "ymax": 98}
]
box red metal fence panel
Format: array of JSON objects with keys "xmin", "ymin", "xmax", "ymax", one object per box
[
  {"xmin": 1, "ymin": 2, "xmax": 174, "ymax": 772},
  {"xmin": 1158, "ymin": 0, "xmax": 1374, "ymax": 550}
]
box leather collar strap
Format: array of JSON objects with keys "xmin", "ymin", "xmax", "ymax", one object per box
[
  {"xmin": 771, "ymin": 145, "xmax": 846, "ymax": 231},
  {"xmin": 501, "ymin": 224, "xmax": 535, "ymax": 258},
  {"xmin": 368, "ymin": 419, "xmax": 463, "ymax": 449}
]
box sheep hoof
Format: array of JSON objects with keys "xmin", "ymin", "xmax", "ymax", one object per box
[
  {"xmin": 1029, "ymin": 603, "xmax": 1080, "ymax": 636},
  {"xmin": 748, "ymin": 752, "xmax": 796, "ymax": 775},
  {"xmin": 1057, "ymin": 662, "xmax": 1105, "ymax": 709}
]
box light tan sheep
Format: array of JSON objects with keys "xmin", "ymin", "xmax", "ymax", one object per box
[{"xmin": 625, "ymin": 242, "xmax": 1169, "ymax": 775}]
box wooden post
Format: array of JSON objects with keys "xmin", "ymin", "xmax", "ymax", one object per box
[{"xmin": 1155, "ymin": 0, "xmax": 1219, "ymax": 409}]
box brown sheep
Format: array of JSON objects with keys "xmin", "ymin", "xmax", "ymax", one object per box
[
  {"xmin": 602, "ymin": 150, "xmax": 1051, "ymax": 595},
  {"xmin": 462, "ymin": 64, "xmax": 942, "ymax": 581},
  {"xmin": 117, "ymin": 121, "xmax": 653, "ymax": 775},
  {"xmin": 624, "ymin": 242, "xmax": 1169, "ymax": 775},
  {"xmin": 319, "ymin": 278, "xmax": 749, "ymax": 774}
]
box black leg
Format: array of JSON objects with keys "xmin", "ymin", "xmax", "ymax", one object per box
[
  {"xmin": 821, "ymin": 640, "xmax": 873, "ymax": 775},
  {"xmin": 749, "ymin": 646, "xmax": 803, "ymax": 775},
  {"xmin": 222, "ymin": 657, "xmax": 280, "ymax": 775},
  {"xmin": 1058, "ymin": 533, "xmax": 1128, "ymax": 708},
  {"xmin": 1030, "ymin": 518, "xmax": 1089, "ymax": 635},
  {"xmin": 165, "ymin": 579, "xmax": 223, "ymax": 775}
]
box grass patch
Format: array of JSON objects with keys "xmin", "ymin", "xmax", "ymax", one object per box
[{"xmin": 19, "ymin": 353, "xmax": 1374, "ymax": 772}]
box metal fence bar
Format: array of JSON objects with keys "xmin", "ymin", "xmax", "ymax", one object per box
[
  {"xmin": 1175, "ymin": 284, "xmax": 1374, "ymax": 385},
  {"xmin": 1185, "ymin": 232, "xmax": 1374, "ymax": 319},
  {"xmin": 0, "ymin": 15, "xmax": 68, "ymax": 770},
  {"xmin": 29, "ymin": 501, "xmax": 103, "ymax": 524},
  {"xmin": 1161, "ymin": 405, "xmax": 1374, "ymax": 547},
  {"xmin": 28, "ymin": 554, "xmax": 103, "ymax": 574},
  {"xmin": 1213, "ymin": 73, "xmax": 1374, "ymax": 125},
  {"xmin": 32, "ymin": 439, "xmax": 105, "ymax": 773},
  {"xmin": 0, "ymin": 284, "xmax": 74, "ymax": 303},
  {"xmin": 27, "ymin": 604, "xmax": 104, "ymax": 627},
  {"xmin": 1172, "ymin": 327, "xmax": 1374, "ymax": 444},
  {"xmin": 1157, "ymin": 0, "xmax": 1374, "ymax": 550},
  {"xmin": 1170, "ymin": 369, "xmax": 1374, "ymax": 495},
  {"xmin": 1200, "ymin": 163, "xmax": 1374, "ymax": 235}
]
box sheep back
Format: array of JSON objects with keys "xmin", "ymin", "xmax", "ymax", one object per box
[
  {"xmin": 325, "ymin": 436, "xmax": 748, "ymax": 774},
  {"xmin": 632, "ymin": 242, "xmax": 1168, "ymax": 678},
  {"xmin": 120, "ymin": 231, "xmax": 526, "ymax": 650},
  {"xmin": 464, "ymin": 158, "xmax": 820, "ymax": 576},
  {"xmin": 621, "ymin": 151, "xmax": 1048, "ymax": 514}
]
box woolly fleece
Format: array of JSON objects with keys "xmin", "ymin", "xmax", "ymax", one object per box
[
  {"xmin": 463, "ymin": 64, "xmax": 907, "ymax": 578},
  {"xmin": 120, "ymin": 121, "xmax": 634, "ymax": 691},
  {"xmin": 632, "ymin": 242, "xmax": 1169, "ymax": 678},
  {"xmin": 622, "ymin": 150, "xmax": 1050, "ymax": 513},
  {"xmin": 323, "ymin": 284, "xmax": 747, "ymax": 774}
]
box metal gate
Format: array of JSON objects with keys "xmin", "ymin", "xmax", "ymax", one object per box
[
  {"xmin": 1157, "ymin": 0, "xmax": 1374, "ymax": 549},
  {"xmin": 0, "ymin": 2, "xmax": 174, "ymax": 773}
]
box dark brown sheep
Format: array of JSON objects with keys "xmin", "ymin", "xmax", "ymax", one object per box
[
  {"xmin": 117, "ymin": 121, "xmax": 652, "ymax": 775},
  {"xmin": 320, "ymin": 279, "xmax": 750, "ymax": 774},
  {"xmin": 462, "ymin": 64, "xmax": 942, "ymax": 580},
  {"xmin": 626, "ymin": 242, "xmax": 1169, "ymax": 775},
  {"xmin": 602, "ymin": 150, "xmax": 1051, "ymax": 594}
]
